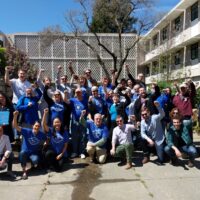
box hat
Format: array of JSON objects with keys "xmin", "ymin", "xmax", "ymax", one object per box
[
  {"xmin": 179, "ymin": 83, "xmax": 187, "ymax": 88},
  {"xmin": 91, "ymin": 86, "xmax": 98, "ymax": 92}
]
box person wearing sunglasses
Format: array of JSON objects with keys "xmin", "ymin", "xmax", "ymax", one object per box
[
  {"xmin": 140, "ymin": 101, "xmax": 165, "ymax": 165},
  {"xmin": 110, "ymin": 115, "xmax": 137, "ymax": 169}
]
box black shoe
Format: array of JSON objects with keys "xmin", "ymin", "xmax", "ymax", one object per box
[{"xmin": 169, "ymin": 158, "xmax": 178, "ymax": 166}]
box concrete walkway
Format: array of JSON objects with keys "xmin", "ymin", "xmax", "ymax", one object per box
[{"xmin": 1, "ymin": 135, "xmax": 200, "ymax": 200}]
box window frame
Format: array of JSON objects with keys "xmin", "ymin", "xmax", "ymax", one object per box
[
  {"xmin": 174, "ymin": 50, "xmax": 181, "ymax": 65},
  {"xmin": 162, "ymin": 27, "xmax": 168, "ymax": 41},
  {"xmin": 191, "ymin": 42, "xmax": 199, "ymax": 60},
  {"xmin": 191, "ymin": 2, "xmax": 199, "ymax": 22},
  {"xmin": 174, "ymin": 16, "xmax": 181, "ymax": 32}
]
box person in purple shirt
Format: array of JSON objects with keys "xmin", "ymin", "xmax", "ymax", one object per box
[
  {"xmin": 42, "ymin": 108, "xmax": 68, "ymax": 171},
  {"xmin": 13, "ymin": 111, "xmax": 47, "ymax": 180}
]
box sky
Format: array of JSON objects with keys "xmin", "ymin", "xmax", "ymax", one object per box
[{"xmin": 0, "ymin": 0, "xmax": 181, "ymax": 34}]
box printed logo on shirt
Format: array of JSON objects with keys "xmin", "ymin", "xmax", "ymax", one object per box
[
  {"xmin": 28, "ymin": 137, "xmax": 40, "ymax": 146},
  {"xmin": 92, "ymin": 129, "xmax": 102, "ymax": 139}
]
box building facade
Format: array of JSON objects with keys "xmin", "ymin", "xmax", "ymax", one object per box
[
  {"xmin": 8, "ymin": 33, "xmax": 137, "ymax": 82},
  {"xmin": 139, "ymin": 0, "xmax": 200, "ymax": 84}
]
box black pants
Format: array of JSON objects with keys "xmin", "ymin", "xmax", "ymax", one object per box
[
  {"xmin": 0, "ymin": 152, "xmax": 14, "ymax": 171},
  {"xmin": 45, "ymin": 149, "xmax": 64, "ymax": 171}
]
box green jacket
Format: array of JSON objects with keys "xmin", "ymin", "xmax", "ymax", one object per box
[{"xmin": 166, "ymin": 124, "xmax": 192, "ymax": 148}]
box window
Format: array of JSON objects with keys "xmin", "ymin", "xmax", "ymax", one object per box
[
  {"xmin": 153, "ymin": 34, "xmax": 158, "ymax": 47},
  {"xmin": 152, "ymin": 61, "xmax": 158, "ymax": 75},
  {"xmin": 160, "ymin": 56, "xmax": 168, "ymax": 72},
  {"xmin": 162, "ymin": 27, "xmax": 168, "ymax": 41},
  {"xmin": 174, "ymin": 51, "xmax": 181, "ymax": 65},
  {"xmin": 145, "ymin": 65, "xmax": 150, "ymax": 76},
  {"xmin": 191, "ymin": 43, "xmax": 199, "ymax": 60},
  {"xmin": 191, "ymin": 2, "xmax": 198, "ymax": 21},
  {"xmin": 174, "ymin": 16, "xmax": 181, "ymax": 31}
]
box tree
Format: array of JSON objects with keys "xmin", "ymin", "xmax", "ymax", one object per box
[
  {"xmin": 90, "ymin": 0, "xmax": 137, "ymax": 33},
  {"xmin": 40, "ymin": 0, "xmax": 155, "ymax": 81},
  {"xmin": 0, "ymin": 33, "xmax": 37, "ymax": 81}
]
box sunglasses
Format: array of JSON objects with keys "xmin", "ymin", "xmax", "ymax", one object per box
[{"xmin": 141, "ymin": 113, "xmax": 147, "ymax": 117}]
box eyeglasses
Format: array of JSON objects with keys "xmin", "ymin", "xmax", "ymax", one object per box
[
  {"xmin": 116, "ymin": 120, "xmax": 123, "ymax": 123},
  {"xmin": 141, "ymin": 113, "xmax": 147, "ymax": 117},
  {"xmin": 92, "ymin": 90, "xmax": 98, "ymax": 92}
]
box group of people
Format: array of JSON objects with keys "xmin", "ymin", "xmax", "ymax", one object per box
[{"xmin": 0, "ymin": 62, "xmax": 200, "ymax": 180}]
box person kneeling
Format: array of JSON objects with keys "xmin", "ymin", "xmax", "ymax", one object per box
[
  {"xmin": 0, "ymin": 126, "xmax": 16, "ymax": 178},
  {"xmin": 80, "ymin": 111, "xmax": 108, "ymax": 163},
  {"xmin": 42, "ymin": 108, "xmax": 68, "ymax": 172},
  {"xmin": 165, "ymin": 116, "xmax": 198, "ymax": 168},
  {"xmin": 13, "ymin": 111, "xmax": 47, "ymax": 180},
  {"xmin": 110, "ymin": 115, "xmax": 136, "ymax": 169}
]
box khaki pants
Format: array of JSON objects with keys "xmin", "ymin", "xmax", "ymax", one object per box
[{"xmin": 86, "ymin": 144, "xmax": 107, "ymax": 164}]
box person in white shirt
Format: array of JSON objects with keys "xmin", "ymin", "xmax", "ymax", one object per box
[
  {"xmin": 4, "ymin": 67, "xmax": 31, "ymax": 105},
  {"xmin": 0, "ymin": 126, "xmax": 16, "ymax": 178},
  {"xmin": 110, "ymin": 115, "xmax": 136, "ymax": 169}
]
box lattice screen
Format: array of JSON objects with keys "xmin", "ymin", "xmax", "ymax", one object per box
[
  {"xmin": 27, "ymin": 36, "xmax": 39, "ymax": 57},
  {"xmin": 12, "ymin": 33, "xmax": 137, "ymax": 82}
]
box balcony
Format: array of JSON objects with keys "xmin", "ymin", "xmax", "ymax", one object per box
[{"xmin": 143, "ymin": 19, "xmax": 200, "ymax": 64}]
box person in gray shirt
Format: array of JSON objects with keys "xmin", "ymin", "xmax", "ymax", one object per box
[{"xmin": 140, "ymin": 101, "xmax": 165, "ymax": 164}]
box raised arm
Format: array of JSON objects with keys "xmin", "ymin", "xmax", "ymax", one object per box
[
  {"xmin": 41, "ymin": 108, "xmax": 49, "ymax": 133},
  {"xmin": 12, "ymin": 111, "xmax": 22, "ymax": 132},
  {"xmin": 4, "ymin": 66, "xmax": 12, "ymax": 86}
]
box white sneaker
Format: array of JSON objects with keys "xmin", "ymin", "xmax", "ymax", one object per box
[{"xmin": 80, "ymin": 154, "xmax": 86, "ymax": 159}]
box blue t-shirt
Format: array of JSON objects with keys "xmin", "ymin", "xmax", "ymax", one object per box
[
  {"xmin": 98, "ymin": 84, "xmax": 114, "ymax": 100},
  {"xmin": 48, "ymin": 128, "xmax": 69, "ymax": 157},
  {"xmin": 90, "ymin": 97, "xmax": 106, "ymax": 115},
  {"xmin": 109, "ymin": 104, "xmax": 117, "ymax": 121},
  {"xmin": 70, "ymin": 98, "xmax": 88, "ymax": 121},
  {"xmin": 86, "ymin": 120, "xmax": 108, "ymax": 148},
  {"xmin": 50, "ymin": 102, "xmax": 65, "ymax": 123},
  {"xmin": 21, "ymin": 128, "xmax": 47, "ymax": 154}
]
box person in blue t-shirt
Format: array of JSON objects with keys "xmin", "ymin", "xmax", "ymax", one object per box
[
  {"xmin": 88, "ymin": 86, "xmax": 107, "ymax": 120},
  {"xmin": 13, "ymin": 111, "xmax": 47, "ymax": 180},
  {"xmin": 42, "ymin": 108, "xmax": 69, "ymax": 171},
  {"xmin": 70, "ymin": 88, "xmax": 88, "ymax": 159},
  {"xmin": 16, "ymin": 85, "xmax": 42, "ymax": 127},
  {"xmin": 80, "ymin": 111, "xmax": 108, "ymax": 163}
]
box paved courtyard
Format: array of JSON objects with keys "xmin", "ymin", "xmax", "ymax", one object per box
[{"xmin": 1, "ymin": 134, "xmax": 200, "ymax": 200}]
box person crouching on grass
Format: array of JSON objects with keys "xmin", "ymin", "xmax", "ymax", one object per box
[{"xmin": 110, "ymin": 115, "xmax": 137, "ymax": 169}]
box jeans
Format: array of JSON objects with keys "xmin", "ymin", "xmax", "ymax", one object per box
[
  {"xmin": 164, "ymin": 145, "xmax": 198, "ymax": 160},
  {"xmin": 19, "ymin": 151, "xmax": 40, "ymax": 167},
  {"xmin": 142, "ymin": 139, "xmax": 165, "ymax": 162},
  {"xmin": 71, "ymin": 120, "xmax": 87, "ymax": 155}
]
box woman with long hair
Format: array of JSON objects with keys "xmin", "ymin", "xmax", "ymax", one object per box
[{"xmin": 42, "ymin": 108, "xmax": 68, "ymax": 172}]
